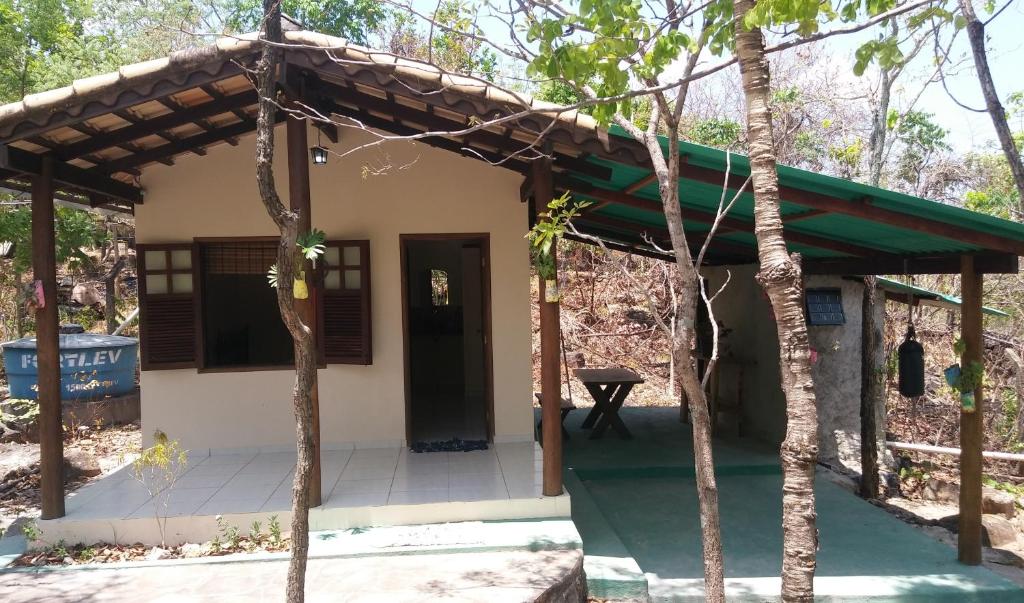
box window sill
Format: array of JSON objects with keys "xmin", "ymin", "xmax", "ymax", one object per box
[{"xmin": 197, "ymin": 363, "xmax": 328, "ymax": 374}]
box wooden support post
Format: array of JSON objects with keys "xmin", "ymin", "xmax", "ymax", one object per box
[
  {"xmin": 533, "ymin": 157, "xmax": 563, "ymax": 497},
  {"xmin": 860, "ymin": 276, "xmax": 881, "ymax": 499},
  {"xmin": 287, "ymin": 115, "xmax": 322, "ymax": 507},
  {"xmin": 32, "ymin": 156, "xmax": 65, "ymax": 519},
  {"xmin": 958, "ymin": 255, "xmax": 984, "ymax": 565}
]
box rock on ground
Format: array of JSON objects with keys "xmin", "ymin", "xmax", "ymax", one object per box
[
  {"xmin": 982, "ymin": 514, "xmax": 1019, "ymax": 548},
  {"xmin": 63, "ymin": 449, "xmax": 102, "ymax": 479},
  {"xmin": 983, "ymin": 486, "xmax": 1018, "ymax": 519}
]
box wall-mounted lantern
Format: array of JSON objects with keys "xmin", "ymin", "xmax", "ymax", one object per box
[{"xmin": 310, "ymin": 145, "xmax": 328, "ymax": 165}]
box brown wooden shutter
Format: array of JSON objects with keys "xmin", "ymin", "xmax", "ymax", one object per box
[
  {"xmin": 137, "ymin": 243, "xmax": 198, "ymax": 370},
  {"xmin": 320, "ymin": 240, "xmax": 371, "ymax": 364}
]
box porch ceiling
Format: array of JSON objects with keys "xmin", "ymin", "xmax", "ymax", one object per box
[{"xmin": 1, "ymin": 30, "xmax": 1022, "ymax": 275}]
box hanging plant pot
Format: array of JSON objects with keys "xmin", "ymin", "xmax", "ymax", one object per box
[
  {"xmin": 293, "ymin": 270, "xmax": 309, "ymax": 300},
  {"xmin": 961, "ymin": 390, "xmax": 976, "ymax": 413},
  {"xmin": 943, "ymin": 364, "xmax": 961, "ymax": 388},
  {"xmin": 544, "ymin": 278, "xmax": 560, "ymax": 303}
]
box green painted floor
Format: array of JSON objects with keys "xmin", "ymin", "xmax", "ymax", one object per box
[{"xmin": 556, "ymin": 406, "xmax": 1024, "ymax": 601}]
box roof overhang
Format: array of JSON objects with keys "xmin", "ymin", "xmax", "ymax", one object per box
[{"xmin": 0, "ymin": 30, "xmax": 1022, "ymax": 275}]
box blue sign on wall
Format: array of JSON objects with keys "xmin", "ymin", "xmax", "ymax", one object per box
[{"xmin": 806, "ymin": 288, "xmax": 845, "ymax": 326}]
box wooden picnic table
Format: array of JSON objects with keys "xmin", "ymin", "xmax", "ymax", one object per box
[{"xmin": 574, "ymin": 367, "xmax": 644, "ymax": 439}]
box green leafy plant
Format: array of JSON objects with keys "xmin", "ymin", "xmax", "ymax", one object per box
[
  {"xmin": 297, "ymin": 229, "xmax": 327, "ymax": 267},
  {"xmin": 128, "ymin": 430, "xmax": 188, "ymax": 547},
  {"xmin": 20, "ymin": 520, "xmax": 41, "ymax": 547},
  {"xmin": 526, "ymin": 192, "xmax": 589, "ymax": 280},
  {"xmin": 268, "ymin": 515, "xmax": 283, "ymax": 547}
]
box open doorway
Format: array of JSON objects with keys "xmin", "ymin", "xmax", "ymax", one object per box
[{"xmin": 401, "ymin": 235, "xmax": 492, "ymax": 444}]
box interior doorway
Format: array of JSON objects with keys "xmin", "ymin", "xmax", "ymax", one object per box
[{"xmin": 401, "ymin": 235, "xmax": 492, "ymax": 444}]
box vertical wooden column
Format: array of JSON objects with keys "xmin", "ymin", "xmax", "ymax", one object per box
[
  {"xmin": 287, "ymin": 115, "xmax": 322, "ymax": 507},
  {"xmin": 859, "ymin": 276, "xmax": 881, "ymax": 499},
  {"xmin": 32, "ymin": 156, "xmax": 65, "ymax": 519},
  {"xmin": 958, "ymin": 255, "xmax": 983, "ymax": 565},
  {"xmin": 533, "ymin": 157, "xmax": 563, "ymax": 496}
]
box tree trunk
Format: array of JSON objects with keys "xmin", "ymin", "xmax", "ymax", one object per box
[
  {"xmin": 13, "ymin": 269, "xmax": 25, "ymax": 338},
  {"xmin": 733, "ymin": 1, "xmax": 819, "ymax": 601},
  {"xmin": 254, "ymin": 4, "xmax": 315, "ymax": 602},
  {"xmin": 959, "ymin": 0, "xmax": 1024, "ymax": 216},
  {"xmin": 643, "ymin": 128, "xmax": 726, "ymax": 602},
  {"xmin": 867, "ymin": 66, "xmax": 894, "ymax": 187},
  {"xmin": 104, "ymin": 257, "xmax": 125, "ymax": 335}
]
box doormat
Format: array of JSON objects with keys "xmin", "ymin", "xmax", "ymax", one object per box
[{"xmin": 410, "ymin": 438, "xmax": 489, "ymax": 453}]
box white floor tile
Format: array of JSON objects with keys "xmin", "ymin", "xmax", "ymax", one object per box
[
  {"xmin": 391, "ymin": 473, "xmax": 448, "ymax": 492},
  {"xmin": 350, "ymin": 448, "xmax": 401, "ymax": 461},
  {"xmin": 449, "ymin": 484, "xmax": 509, "ymax": 502},
  {"xmin": 449, "ymin": 472, "xmax": 506, "ymax": 489},
  {"xmin": 327, "ymin": 491, "xmax": 389, "ymax": 508},
  {"xmin": 197, "ymin": 497, "xmax": 266, "ymax": 515},
  {"xmin": 387, "ymin": 489, "xmax": 448, "ymax": 505},
  {"xmin": 203, "ymin": 453, "xmax": 257, "ymax": 465},
  {"xmin": 339, "ymin": 464, "xmax": 396, "ymax": 481},
  {"xmin": 331, "ymin": 479, "xmax": 392, "ymax": 495}
]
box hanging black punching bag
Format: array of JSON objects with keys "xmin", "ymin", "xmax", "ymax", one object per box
[{"xmin": 898, "ymin": 324, "xmax": 925, "ymax": 397}]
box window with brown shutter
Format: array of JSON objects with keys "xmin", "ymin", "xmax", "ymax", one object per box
[
  {"xmin": 320, "ymin": 240, "xmax": 372, "ymax": 364},
  {"xmin": 137, "ymin": 244, "xmax": 198, "ymax": 370}
]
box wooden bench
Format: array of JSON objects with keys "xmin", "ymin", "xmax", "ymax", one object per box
[{"xmin": 534, "ymin": 393, "xmax": 576, "ymax": 440}]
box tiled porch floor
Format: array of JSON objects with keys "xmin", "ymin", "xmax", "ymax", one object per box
[{"xmin": 64, "ymin": 442, "xmax": 544, "ymax": 521}]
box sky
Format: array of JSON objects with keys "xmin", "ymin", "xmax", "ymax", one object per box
[{"xmin": 410, "ymin": 0, "xmax": 1024, "ymax": 155}]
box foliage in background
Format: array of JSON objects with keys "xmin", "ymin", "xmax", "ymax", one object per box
[
  {"xmin": 0, "ymin": 203, "xmax": 106, "ymax": 274},
  {"xmin": 226, "ymin": 0, "xmax": 386, "ymax": 43}
]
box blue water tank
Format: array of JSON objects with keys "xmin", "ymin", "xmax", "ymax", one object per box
[{"xmin": 2, "ymin": 334, "xmax": 139, "ymax": 401}]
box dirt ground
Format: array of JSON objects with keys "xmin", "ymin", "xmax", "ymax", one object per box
[{"xmin": 0, "ymin": 423, "xmax": 140, "ymax": 536}]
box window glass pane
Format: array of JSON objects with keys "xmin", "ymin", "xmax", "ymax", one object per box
[
  {"xmin": 344, "ymin": 269, "xmax": 361, "ymax": 290},
  {"xmin": 324, "ymin": 269, "xmax": 341, "ymax": 290},
  {"xmin": 171, "ymin": 273, "xmax": 193, "ymax": 293},
  {"xmin": 430, "ymin": 270, "xmax": 449, "ymax": 306},
  {"xmin": 145, "ymin": 250, "xmax": 167, "ymax": 270},
  {"xmin": 324, "ymin": 247, "xmax": 340, "ymax": 267},
  {"xmin": 343, "ymin": 246, "xmax": 360, "ymax": 267},
  {"xmin": 170, "ymin": 249, "xmax": 192, "ymax": 269},
  {"xmin": 146, "ymin": 274, "xmax": 168, "ymax": 294}
]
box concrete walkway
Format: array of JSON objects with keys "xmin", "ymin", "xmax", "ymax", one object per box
[
  {"xmin": 0, "ymin": 549, "xmax": 582, "ymax": 602},
  {"xmin": 561, "ymin": 407, "xmax": 1024, "ymax": 601}
]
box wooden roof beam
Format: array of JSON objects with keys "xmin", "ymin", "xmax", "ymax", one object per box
[
  {"xmin": 59, "ymin": 90, "xmax": 257, "ymax": 159},
  {"xmin": 94, "ymin": 117, "xmax": 270, "ymax": 174},
  {"xmin": 804, "ymin": 253, "xmax": 1018, "ymax": 275},
  {"xmin": 1, "ymin": 146, "xmax": 142, "ymax": 204},
  {"xmin": 308, "ymin": 75, "xmax": 611, "ymax": 180}
]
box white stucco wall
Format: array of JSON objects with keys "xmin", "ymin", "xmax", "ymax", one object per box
[
  {"xmin": 705, "ymin": 266, "xmax": 886, "ymax": 470},
  {"xmin": 134, "ymin": 124, "xmax": 534, "ymax": 451}
]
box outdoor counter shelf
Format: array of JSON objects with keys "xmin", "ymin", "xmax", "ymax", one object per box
[{"xmin": 1, "ymin": 334, "xmax": 138, "ymax": 401}]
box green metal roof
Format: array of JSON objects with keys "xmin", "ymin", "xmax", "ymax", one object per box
[
  {"xmin": 876, "ymin": 277, "xmax": 1009, "ymax": 317},
  {"xmin": 562, "ymin": 126, "xmax": 1024, "ymax": 274}
]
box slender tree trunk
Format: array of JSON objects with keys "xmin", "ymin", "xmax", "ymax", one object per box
[
  {"xmin": 254, "ymin": 4, "xmax": 315, "ymax": 602},
  {"xmin": 733, "ymin": 1, "xmax": 819, "ymax": 601},
  {"xmin": 644, "ymin": 130, "xmax": 726, "ymax": 602},
  {"xmin": 959, "ymin": 0, "xmax": 1024, "ymax": 216},
  {"xmin": 867, "ymin": 66, "xmax": 894, "ymax": 187}
]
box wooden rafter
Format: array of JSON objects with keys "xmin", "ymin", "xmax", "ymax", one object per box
[
  {"xmin": 1, "ymin": 145, "xmax": 142, "ymax": 203},
  {"xmin": 94, "ymin": 117, "xmax": 271, "ymax": 174},
  {"xmin": 59, "ymin": 90, "xmax": 257, "ymax": 159}
]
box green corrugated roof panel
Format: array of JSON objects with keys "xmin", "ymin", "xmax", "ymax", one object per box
[
  {"xmin": 569, "ymin": 127, "xmax": 1024, "ymax": 261},
  {"xmin": 877, "ymin": 277, "xmax": 1009, "ymax": 317}
]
